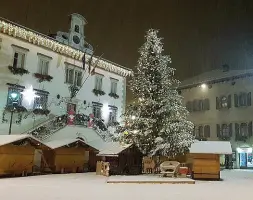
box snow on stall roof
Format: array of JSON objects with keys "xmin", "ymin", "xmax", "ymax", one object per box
[
  {"xmin": 0, "ymin": 134, "xmax": 47, "ymax": 147},
  {"xmin": 45, "ymin": 126, "xmax": 104, "ymax": 144},
  {"xmin": 179, "ymin": 68, "xmax": 253, "ymax": 88},
  {"xmin": 45, "ymin": 138, "xmax": 88, "ymax": 149},
  {"xmin": 97, "ymin": 143, "xmax": 132, "ymax": 156},
  {"xmin": 45, "ymin": 126, "xmax": 131, "ymax": 155},
  {"xmin": 189, "ymin": 141, "xmax": 232, "ymax": 155}
]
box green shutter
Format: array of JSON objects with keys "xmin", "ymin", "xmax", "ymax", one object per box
[
  {"xmin": 234, "ymin": 94, "xmax": 239, "ymax": 107},
  {"xmin": 248, "ymin": 121, "xmax": 252, "ymax": 137},
  {"xmin": 216, "ymin": 124, "xmax": 220, "ymax": 137},
  {"xmin": 235, "ymin": 123, "xmax": 240, "ymax": 138},
  {"xmin": 229, "ymin": 123, "xmax": 233, "ymax": 137},
  {"xmin": 228, "ymin": 95, "xmax": 232, "ymax": 108},
  {"xmin": 216, "ymin": 97, "xmax": 220, "ymax": 110},
  {"xmin": 247, "ymin": 92, "xmax": 251, "ymax": 106}
]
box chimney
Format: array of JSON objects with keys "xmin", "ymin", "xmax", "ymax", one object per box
[{"xmin": 222, "ymin": 64, "xmax": 229, "ymax": 72}]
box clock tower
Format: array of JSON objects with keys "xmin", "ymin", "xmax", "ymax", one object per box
[{"xmin": 55, "ymin": 13, "xmax": 93, "ymax": 54}]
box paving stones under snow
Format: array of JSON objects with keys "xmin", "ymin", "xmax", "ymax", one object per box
[{"xmin": 0, "ymin": 170, "xmax": 252, "ymax": 200}]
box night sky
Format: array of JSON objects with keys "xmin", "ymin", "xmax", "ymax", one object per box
[{"xmin": 1, "ymin": 0, "xmax": 253, "ymax": 102}]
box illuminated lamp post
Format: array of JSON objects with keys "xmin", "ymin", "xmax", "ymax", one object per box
[
  {"xmin": 9, "ymin": 85, "xmax": 39, "ymax": 135},
  {"xmin": 8, "ymin": 92, "xmax": 19, "ymax": 135}
]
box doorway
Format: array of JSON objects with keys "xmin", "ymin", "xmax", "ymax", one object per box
[{"xmin": 67, "ymin": 103, "xmax": 76, "ymax": 112}]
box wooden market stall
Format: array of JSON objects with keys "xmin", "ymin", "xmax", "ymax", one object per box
[
  {"xmin": 187, "ymin": 141, "xmax": 232, "ymax": 180},
  {"xmin": 44, "ymin": 139, "xmax": 98, "ymax": 173},
  {"xmin": 0, "ymin": 134, "xmax": 51, "ymax": 177},
  {"xmin": 97, "ymin": 143, "xmax": 143, "ymax": 175}
]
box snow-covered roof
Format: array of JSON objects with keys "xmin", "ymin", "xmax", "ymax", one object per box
[
  {"xmin": 189, "ymin": 141, "xmax": 232, "ymax": 155},
  {"xmin": 45, "ymin": 126, "xmax": 104, "ymax": 144},
  {"xmin": 97, "ymin": 143, "xmax": 132, "ymax": 157},
  {"xmin": 44, "ymin": 126, "xmax": 132, "ymax": 156},
  {"xmin": 0, "ymin": 134, "xmax": 51, "ymax": 148},
  {"xmin": 179, "ymin": 68, "xmax": 253, "ymax": 89},
  {"xmin": 45, "ymin": 138, "xmax": 96, "ymax": 150},
  {"xmin": 0, "ymin": 17, "xmax": 132, "ymax": 77}
]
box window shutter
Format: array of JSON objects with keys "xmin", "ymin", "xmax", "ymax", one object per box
[
  {"xmin": 216, "ymin": 97, "xmax": 220, "ymax": 110},
  {"xmin": 228, "ymin": 95, "xmax": 231, "ymax": 108},
  {"xmin": 234, "ymin": 94, "xmax": 238, "ymax": 107},
  {"xmin": 199, "ymin": 100, "xmax": 203, "ymax": 111},
  {"xmin": 248, "ymin": 121, "xmax": 252, "ymax": 137},
  {"xmin": 229, "ymin": 123, "xmax": 233, "ymax": 137},
  {"xmin": 247, "ymin": 92, "xmax": 251, "ymax": 106},
  {"xmin": 17, "ymin": 53, "xmax": 24, "ymax": 68},
  {"xmin": 13, "ymin": 52, "xmax": 18, "ymax": 68},
  {"xmin": 199, "ymin": 126, "xmax": 203, "ymax": 137},
  {"xmin": 235, "ymin": 123, "xmax": 239, "ymax": 138},
  {"xmin": 206, "ymin": 99, "xmax": 210, "ymax": 110},
  {"xmin": 216, "ymin": 124, "xmax": 220, "ymax": 137},
  {"xmin": 204, "ymin": 125, "xmax": 210, "ymax": 138},
  {"xmin": 65, "ymin": 68, "xmax": 68, "ymax": 83}
]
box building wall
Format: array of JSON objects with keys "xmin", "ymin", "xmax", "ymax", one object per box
[
  {"xmin": 0, "ymin": 33, "xmax": 126, "ymax": 134},
  {"xmin": 181, "ymin": 76, "xmax": 253, "ymax": 168}
]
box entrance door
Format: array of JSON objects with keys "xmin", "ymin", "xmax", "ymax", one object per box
[
  {"xmin": 67, "ymin": 103, "xmax": 76, "ymax": 112},
  {"xmin": 33, "ymin": 149, "xmax": 42, "ymax": 171},
  {"xmin": 239, "ymin": 153, "xmax": 247, "ymax": 168}
]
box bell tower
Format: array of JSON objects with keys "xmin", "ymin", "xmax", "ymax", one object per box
[{"xmin": 68, "ymin": 13, "xmax": 87, "ymax": 50}]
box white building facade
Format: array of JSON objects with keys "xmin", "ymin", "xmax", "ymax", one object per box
[
  {"xmin": 0, "ymin": 14, "xmax": 132, "ymax": 136},
  {"xmin": 179, "ymin": 65, "xmax": 253, "ymax": 169}
]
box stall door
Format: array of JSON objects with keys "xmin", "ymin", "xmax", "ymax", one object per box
[
  {"xmin": 239, "ymin": 153, "xmax": 247, "ymax": 168},
  {"xmin": 34, "ymin": 149, "xmax": 42, "ymax": 169}
]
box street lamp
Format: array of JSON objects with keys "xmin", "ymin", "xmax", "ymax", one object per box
[
  {"xmin": 8, "ymin": 91, "xmax": 19, "ymax": 135},
  {"xmin": 8, "ymin": 85, "xmax": 39, "ymax": 135}
]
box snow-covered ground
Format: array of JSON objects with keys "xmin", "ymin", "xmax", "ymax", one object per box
[{"xmin": 0, "ymin": 170, "xmax": 252, "ymax": 200}]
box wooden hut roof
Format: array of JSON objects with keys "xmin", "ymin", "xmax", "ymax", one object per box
[
  {"xmin": 45, "ymin": 138, "xmax": 98, "ymax": 151},
  {"xmin": 96, "ymin": 143, "xmax": 132, "ymax": 157},
  {"xmin": 189, "ymin": 141, "xmax": 232, "ymax": 155},
  {"xmin": 0, "ymin": 134, "xmax": 51, "ymax": 149}
]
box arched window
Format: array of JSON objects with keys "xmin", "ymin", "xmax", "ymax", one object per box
[
  {"xmin": 74, "ymin": 25, "xmax": 79, "ymax": 33},
  {"xmin": 221, "ymin": 124, "xmax": 229, "ymax": 137},
  {"xmin": 240, "ymin": 123, "xmax": 248, "ymax": 136}
]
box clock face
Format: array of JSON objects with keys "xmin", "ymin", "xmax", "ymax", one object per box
[{"xmin": 73, "ymin": 35, "xmax": 80, "ymax": 44}]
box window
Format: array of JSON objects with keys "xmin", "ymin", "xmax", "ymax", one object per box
[
  {"xmin": 37, "ymin": 54, "xmax": 51, "ymax": 75},
  {"xmin": 198, "ymin": 126, "xmax": 204, "ymax": 138},
  {"xmin": 235, "ymin": 122, "xmax": 253, "ymax": 140},
  {"xmin": 92, "ymin": 102, "xmax": 102, "ymax": 119},
  {"xmin": 6, "ymin": 85, "xmax": 23, "ymax": 106},
  {"xmin": 11, "ymin": 45, "xmax": 28, "ymax": 69},
  {"xmin": 94, "ymin": 75, "xmax": 103, "ymax": 90},
  {"xmin": 108, "ymin": 106, "xmax": 118, "ymax": 124},
  {"xmin": 65, "ymin": 68, "xmax": 74, "ymax": 84},
  {"xmin": 65, "ymin": 65, "xmax": 82, "ymax": 86},
  {"xmin": 110, "ymin": 79, "xmax": 118, "ymax": 94},
  {"xmin": 33, "ymin": 91, "xmax": 49, "ymax": 110},
  {"xmin": 190, "ymin": 99, "xmax": 209, "ymax": 112},
  {"xmin": 13, "ymin": 52, "xmax": 25, "ymax": 68},
  {"xmin": 74, "ymin": 71, "xmax": 82, "ymax": 87},
  {"xmin": 221, "ymin": 124, "xmax": 229, "ymax": 137},
  {"xmin": 217, "ymin": 123, "xmax": 232, "ymax": 138},
  {"xmin": 74, "ymin": 25, "xmax": 79, "ymax": 33},
  {"xmin": 240, "ymin": 123, "xmax": 248, "ymax": 136},
  {"xmin": 38, "ymin": 59, "xmax": 49, "ymax": 75},
  {"xmin": 234, "ymin": 92, "xmax": 251, "ymax": 107},
  {"xmin": 216, "ymin": 95, "xmax": 231, "ymax": 109}
]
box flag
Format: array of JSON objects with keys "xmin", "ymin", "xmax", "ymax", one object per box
[
  {"xmin": 82, "ymin": 53, "xmax": 86, "ymax": 70},
  {"xmin": 88, "ymin": 54, "xmax": 94, "ymax": 73}
]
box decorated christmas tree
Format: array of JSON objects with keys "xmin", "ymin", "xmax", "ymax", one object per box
[{"xmin": 121, "ymin": 29, "xmax": 194, "ymax": 157}]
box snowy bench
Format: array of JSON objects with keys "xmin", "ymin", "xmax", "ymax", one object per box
[{"xmin": 160, "ymin": 161, "xmax": 180, "ymax": 177}]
